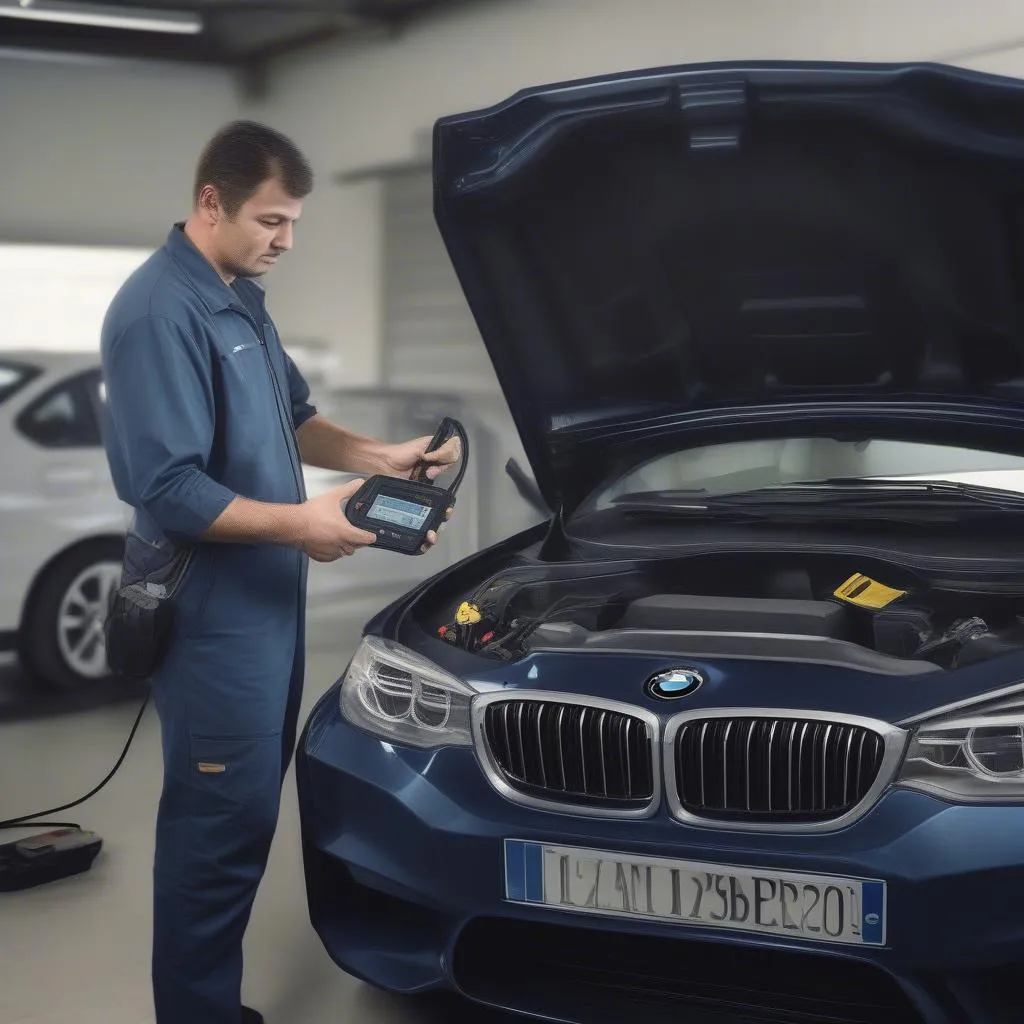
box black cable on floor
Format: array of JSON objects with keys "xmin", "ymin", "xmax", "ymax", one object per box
[{"xmin": 0, "ymin": 693, "xmax": 149, "ymax": 832}]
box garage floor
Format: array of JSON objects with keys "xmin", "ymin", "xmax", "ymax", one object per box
[{"xmin": 0, "ymin": 600, "xmax": 514, "ymax": 1024}]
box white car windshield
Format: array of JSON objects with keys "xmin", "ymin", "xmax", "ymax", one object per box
[{"xmin": 592, "ymin": 437, "xmax": 1024, "ymax": 509}]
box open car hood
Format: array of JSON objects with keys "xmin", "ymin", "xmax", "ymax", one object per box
[{"xmin": 432, "ymin": 60, "xmax": 1024, "ymax": 515}]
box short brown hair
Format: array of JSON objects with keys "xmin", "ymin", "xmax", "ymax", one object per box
[{"xmin": 193, "ymin": 120, "xmax": 313, "ymax": 216}]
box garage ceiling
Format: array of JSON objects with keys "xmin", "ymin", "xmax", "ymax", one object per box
[{"xmin": 0, "ymin": 0, "xmax": 474, "ymax": 66}]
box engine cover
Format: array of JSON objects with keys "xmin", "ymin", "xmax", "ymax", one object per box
[{"xmin": 617, "ymin": 594, "xmax": 853, "ymax": 639}]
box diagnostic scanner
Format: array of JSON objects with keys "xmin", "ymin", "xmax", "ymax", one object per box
[{"xmin": 346, "ymin": 417, "xmax": 467, "ymax": 555}]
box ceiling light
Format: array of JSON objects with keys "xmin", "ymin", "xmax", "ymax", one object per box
[{"xmin": 0, "ymin": 0, "xmax": 203, "ymax": 35}]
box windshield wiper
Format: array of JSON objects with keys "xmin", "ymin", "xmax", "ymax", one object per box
[
  {"xmin": 616, "ymin": 480, "xmax": 1024, "ymax": 506},
  {"xmin": 753, "ymin": 479, "xmax": 1024, "ymax": 508},
  {"xmin": 610, "ymin": 480, "xmax": 1024, "ymax": 522}
]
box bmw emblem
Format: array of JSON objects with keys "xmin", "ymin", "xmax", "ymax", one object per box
[{"xmin": 645, "ymin": 668, "xmax": 704, "ymax": 700}]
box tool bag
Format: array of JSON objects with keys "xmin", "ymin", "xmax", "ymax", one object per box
[{"xmin": 104, "ymin": 514, "xmax": 194, "ymax": 682}]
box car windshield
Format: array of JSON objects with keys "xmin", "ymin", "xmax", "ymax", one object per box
[
  {"xmin": 0, "ymin": 359, "xmax": 38, "ymax": 405},
  {"xmin": 589, "ymin": 438, "xmax": 1024, "ymax": 510}
]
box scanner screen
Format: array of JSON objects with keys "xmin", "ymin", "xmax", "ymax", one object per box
[{"xmin": 366, "ymin": 494, "xmax": 432, "ymax": 531}]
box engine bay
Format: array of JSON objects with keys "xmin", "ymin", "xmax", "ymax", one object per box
[{"xmin": 425, "ymin": 551, "xmax": 1024, "ymax": 671}]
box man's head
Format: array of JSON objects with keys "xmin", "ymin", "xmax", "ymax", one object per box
[{"xmin": 186, "ymin": 120, "xmax": 313, "ymax": 283}]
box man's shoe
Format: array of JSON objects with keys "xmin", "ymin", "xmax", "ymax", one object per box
[{"xmin": 241, "ymin": 1008, "xmax": 264, "ymax": 1024}]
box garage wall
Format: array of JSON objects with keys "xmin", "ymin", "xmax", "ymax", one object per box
[
  {"xmin": 244, "ymin": 0, "xmax": 1024, "ymax": 389},
  {"xmin": 0, "ymin": 54, "xmax": 240, "ymax": 248},
  {"xmin": 378, "ymin": 166, "xmax": 494, "ymax": 393}
]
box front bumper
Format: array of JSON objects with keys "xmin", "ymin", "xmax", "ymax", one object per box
[{"xmin": 296, "ymin": 684, "xmax": 1024, "ymax": 1024}]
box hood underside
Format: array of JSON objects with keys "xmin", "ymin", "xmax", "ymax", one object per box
[{"xmin": 432, "ymin": 60, "xmax": 1024, "ymax": 513}]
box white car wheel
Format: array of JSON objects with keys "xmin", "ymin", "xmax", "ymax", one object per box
[
  {"xmin": 56, "ymin": 561, "xmax": 123, "ymax": 681},
  {"xmin": 20, "ymin": 539, "xmax": 125, "ymax": 691}
]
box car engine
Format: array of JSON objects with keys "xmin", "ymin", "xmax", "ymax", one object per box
[{"xmin": 427, "ymin": 552, "xmax": 1024, "ymax": 671}]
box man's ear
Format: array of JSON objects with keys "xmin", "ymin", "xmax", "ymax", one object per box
[{"xmin": 197, "ymin": 185, "xmax": 221, "ymax": 224}]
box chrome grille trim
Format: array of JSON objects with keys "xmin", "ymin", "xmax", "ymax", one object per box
[
  {"xmin": 663, "ymin": 708, "xmax": 908, "ymax": 834},
  {"xmin": 471, "ymin": 691, "xmax": 661, "ymax": 819}
]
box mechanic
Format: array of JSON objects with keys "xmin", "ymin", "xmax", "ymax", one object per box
[{"xmin": 99, "ymin": 121, "xmax": 458, "ymax": 1024}]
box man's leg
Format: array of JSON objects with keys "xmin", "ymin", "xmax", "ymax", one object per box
[{"xmin": 150, "ymin": 679, "xmax": 285, "ymax": 1024}]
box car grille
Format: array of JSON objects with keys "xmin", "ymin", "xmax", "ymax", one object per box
[
  {"xmin": 482, "ymin": 699, "xmax": 655, "ymax": 809},
  {"xmin": 452, "ymin": 917, "xmax": 924, "ymax": 1024},
  {"xmin": 673, "ymin": 716, "xmax": 886, "ymax": 823}
]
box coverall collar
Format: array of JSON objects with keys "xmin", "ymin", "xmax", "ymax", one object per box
[{"xmin": 166, "ymin": 222, "xmax": 267, "ymax": 317}]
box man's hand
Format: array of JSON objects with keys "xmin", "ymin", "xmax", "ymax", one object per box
[
  {"xmin": 383, "ymin": 435, "xmax": 459, "ymax": 553},
  {"xmin": 382, "ymin": 434, "xmax": 461, "ymax": 481},
  {"xmin": 295, "ymin": 479, "xmax": 378, "ymax": 562},
  {"xmin": 416, "ymin": 505, "xmax": 455, "ymax": 555},
  {"xmin": 380, "ymin": 434, "xmax": 459, "ymax": 553}
]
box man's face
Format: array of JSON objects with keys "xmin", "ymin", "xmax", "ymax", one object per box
[{"xmin": 210, "ymin": 175, "xmax": 303, "ymax": 281}]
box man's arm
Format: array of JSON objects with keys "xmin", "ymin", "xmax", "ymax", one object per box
[
  {"xmin": 103, "ymin": 315, "xmax": 307, "ymax": 547},
  {"xmin": 281, "ymin": 351, "xmax": 390, "ymax": 476},
  {"xmin": 296, "ymin": 414, "xmax": 390, "ymax": 476},
  {"xmin": 201, "ymin": 495, "xmax": 306, "ymax": 545},
  {"xmin": 283, "ymin": 353, "xmax": 458, "ymax": 483}
]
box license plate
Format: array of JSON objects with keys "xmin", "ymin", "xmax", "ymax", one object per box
[{"xmin": 503, "ymin": 840, "xmax": 886, "ymax": 947}]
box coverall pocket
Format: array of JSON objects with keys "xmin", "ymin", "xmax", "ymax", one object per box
[
  {"xmin": 220, "ymin": 341, "xmax": 264, "ymax": 386},
  {"xmin": 189, "ymin": 734, "xmax": 279, "ymax": 797},
  {"xmin": 185, "ymin": 734, "xmax": 283, "ymax": 886}
]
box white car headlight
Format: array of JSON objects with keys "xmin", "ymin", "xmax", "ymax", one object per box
[
  {"xmin": 897, "ymin": 689, "xmax": 1024, "ymax": 802},
  {"xmin": 340, "ymin": 635, "xmax": 475, "ymax": 749}
]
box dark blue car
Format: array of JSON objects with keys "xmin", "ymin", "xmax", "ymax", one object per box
[{"xmin": 295, "ymin": 59, "xmax": 1024, "ymax": 1024}]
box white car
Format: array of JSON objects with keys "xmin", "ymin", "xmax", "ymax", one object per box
[
  {"xmin": 0, "ymin": 351, "xmax": 474, "ymax": 691},
  {"xmin": 0, "ymin": 351, "xmax": 126, "ymax": 690}
]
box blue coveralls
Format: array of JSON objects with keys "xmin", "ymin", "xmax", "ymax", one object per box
[{"xmin": 100, "ymin": 223, "xmax": 315, "ymax": 1023}]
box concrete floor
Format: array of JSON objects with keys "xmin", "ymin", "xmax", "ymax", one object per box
[{"xmin": 0, "ymin": 598, "xmax": 515, "ymax": 1024}]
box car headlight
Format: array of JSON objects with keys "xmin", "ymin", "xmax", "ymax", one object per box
[
  {"xmin": 339, "ymin": 635, "xmax": 475, "ymax": 749},
  {"xmin": 897, "ymin": 690, "xmax": 1024, "ymax": 802}
]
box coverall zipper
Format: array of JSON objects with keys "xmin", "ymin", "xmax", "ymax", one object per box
[{"xmin": 233, "ymin": 305, "xmax": 306, "ymax": 503}]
